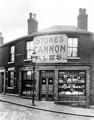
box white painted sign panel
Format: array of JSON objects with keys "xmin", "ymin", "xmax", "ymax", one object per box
[{"xmin": 33, "ymin": 34, "xmax": 67, "ymax": 63}]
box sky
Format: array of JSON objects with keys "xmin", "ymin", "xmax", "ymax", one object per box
[{"xmin": 0, "ymin": 0, "xmax": 94, "ymax": 43}]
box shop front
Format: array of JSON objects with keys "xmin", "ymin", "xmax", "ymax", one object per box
[
  {"xmin": 18, "ymin": 64, "xmax": 90, "ymax": 107},
  {"xmin": 57, "ymin": 67, "xmax": 90, "ymax": 107},
  {"xmin": 38, "ymin": 65, "xmax": 90, "ymax": 107}
]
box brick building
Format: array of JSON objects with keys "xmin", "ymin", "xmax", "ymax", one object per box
[{"xmin": 0, "ymin": 8, "xmax": 94, "ymax": 107}]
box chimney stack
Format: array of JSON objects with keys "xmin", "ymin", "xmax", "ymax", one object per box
[
  {"xmin": 77, "ymin": 8, "xmax": 88, "ymax": 30},
  {"xmin": 0, "ymin": 33, "xmax": 3, "ymax": 46},
  {"xmin": 28, "ymin": 13, "xmax": 38, "ymax": 35}
]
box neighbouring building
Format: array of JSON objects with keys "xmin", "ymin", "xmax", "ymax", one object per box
[{"xmin": 0, "ymin": 8, "xmax": 94, "ymax": 107}]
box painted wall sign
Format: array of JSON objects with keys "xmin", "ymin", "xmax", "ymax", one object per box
[{"xmin": 33, "ymin": 34, "xmax": 68, "ymax": 63}]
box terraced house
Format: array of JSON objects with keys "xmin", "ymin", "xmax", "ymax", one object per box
[{"xmin": 0, "ymin": 8, "xmax": 94, "ymax": 107}]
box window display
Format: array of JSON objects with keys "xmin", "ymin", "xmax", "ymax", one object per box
[
  {"xmin": 58, "ymin": 70, "xmax": 86, "ymax": 101},
  {"xmin": 22, "ymin": 71, "xmax": 36, "ymax": 97}
]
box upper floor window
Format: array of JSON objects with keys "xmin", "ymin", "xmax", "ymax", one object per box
[
  {"xmin": 26, "ymin": 41, "xmax": 33, "ymax": 59},
  {"xmin": 68, "ymin": 38, "xmax": 78, "ymax": 57},
  {"xmin": 10, "ymin": 45, "xmax": 15, "ymax": 62}
]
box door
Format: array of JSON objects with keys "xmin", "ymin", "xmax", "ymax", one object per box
[
  {"xmin": 41, "ymin": 77, "xmax": 54, "ymax": 101},
  {"xmin": 0, "ymin": 72, "xmax": 4, "ymax": 93}
]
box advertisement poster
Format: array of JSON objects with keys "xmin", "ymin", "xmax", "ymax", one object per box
[{"xmin": 33, "ymin": 34, "xmax": 68, "ymax": 63}]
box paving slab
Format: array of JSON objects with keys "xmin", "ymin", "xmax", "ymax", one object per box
[{"xmin": 0, "ymin": 94, "xmax": 94, "ymax": 117}]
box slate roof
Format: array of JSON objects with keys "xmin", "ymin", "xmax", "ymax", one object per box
[
  {"xmin": 32, "ymin": 25, "xmax": 90, "ymax": 36},
  {"xmin": 1, "ymin": 25, "xmax": 91, "ymax": 46}
]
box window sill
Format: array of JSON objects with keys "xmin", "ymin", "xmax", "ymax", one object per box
[
  {"xmin": 24, "ymin": 59, "xmax": 31, "ymax": 62},
  {"xmin": 7, "ymin": 87, "xmax": 14, "ymax": 89},
  {"xmin": 8, "ymin": 62, "xmax": 14, "ymax": 64},
  {"xmin": 67, "ymin": 57, "xmax": 80, "ymax": 60}
]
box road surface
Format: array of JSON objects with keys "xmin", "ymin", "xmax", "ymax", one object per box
[{"xmin": 0, "ymin": 101, "xmax": 93, "ymax": 120}]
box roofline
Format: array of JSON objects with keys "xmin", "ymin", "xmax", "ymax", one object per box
[
  {"xmin": 32, "ymin": 30, "xmax": 91, "ymax": 37},
  {"xmin": 0, "ymin": 30, "xmax": 92, "ymax": 47},
  {"xmin": 0, "ymin": 34, "xmax": 34, "ymax": 47}
]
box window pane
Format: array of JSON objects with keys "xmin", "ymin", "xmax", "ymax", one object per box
[
  {"xmin": 30, "ymin": 41, "xmax": 33, "ymax": 49},
  {"xmin": 27, "ymin": 50, "xmax": 33, "ymax": 59},
  {"xmin": 68, "ymin": 38, "xmax": 73, "ymax": 47},
  {"xmin": 73, "ymin": 48, "xmax": 77, "ymax": 56},
  {"xmin": 27, "ymin": 42, "xmax": 30, "ymax": 50},
  {"xmin": 11, "ymin": 46, "xmax": 15, "ymax": 53},
  {"xmin": 10, "ymin": 79, "xmax": 14, "ymax": 87},
  {"xmin": 11, "ymin": 71, "xmax": 14, "ymax": 79},
  {"xmin": 8, "ymin": 71, "xmax": 14, "ymax": 87},
  {"xmin": 11, "ymin": 54, "xmax": 14, "ymax": 62},
  {"xmin": 26, "ymin": 41, "xmax": 33, "ymax": 50},
  {"xmin": 73, "ymin": 38, "xmax": 78, "ymax": 47},
  {"xmin": 58, "ymin": 70, "xmax": 86, "ymax": 97},
  {"xmin": 27, "ymin": 71, "xmax": 32, "ymax": 80},
  {"xmin": 68, "ymin": 37, "xmax": 78, "ymax": 57},
  {"xmin": 68, "ymin": 48, "xmax": 72, "ymax": 56}
]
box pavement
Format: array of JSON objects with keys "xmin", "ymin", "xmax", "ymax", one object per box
[{"xmin": 0, "ymin": 93, "xmax": 94, "ymax": 118}]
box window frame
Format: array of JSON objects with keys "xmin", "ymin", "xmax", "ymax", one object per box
[
  {"xmin": 26, "ymin": 41, "xmax": 33, "ymax": 59},
  {"xmin": 68, "ymin": 37, "xmax": 78, "ymax": 57},
  {"xmin": 9, "ymin": 45, "xmax": 15, "ymax": 62},
  {"xmin": 7, "ymin": 70, "xmax": 16, "ymax": 88}
]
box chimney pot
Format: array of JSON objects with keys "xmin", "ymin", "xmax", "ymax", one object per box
[
  {"xmin": 33, "ymin": 14, "xmax": 36, "ymax": 20},
  {"xmin": 29, "ymin": 13, "xmax": 32, "ymax": 19},
  {"xmin": 0, "ymin": 32, "xmax": 3, "ymax": 46}
]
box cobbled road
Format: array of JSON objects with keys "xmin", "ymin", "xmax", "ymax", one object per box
[{"xmin": 0, "ymin": 102, "xmax": 93, "ymax": 120}]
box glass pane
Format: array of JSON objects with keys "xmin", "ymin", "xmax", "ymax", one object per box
[
  {"xmin": 30, "ymin": 41, "xmax": 33, "ymax": 49},
  {"xmin": 27, "ymin": 71, "xmax": 32, "ymax": 80},
  {"xmin": 48, "ymin": 79, "xmax": 53, "ymax": 85},
  {"xmin": 10, "ymin": 71, "xmax": 14, "ymax": 79},
  {"xmin": 73, "ymin": 38, "xmax": 78, "ymax": 47},
  {"xmin": 26, "ymin": 41, "xmax": 33, "ymax": 50},
  {"xmin": 27, "ymin": 50, "xmax": 33, "ymax": 59},
  {"xmin": 11, "ymin": 54, "xmax": 14, "ymax": 62},
  {"xmin": 10, "ymin": 79, "xmax": 14, "ymax": 87},
  {"xmin": 11, "ymin": 46, "xmax": 15, "ymax": 53},
  {"xmin": 58, "ymin": 70, "xmax": 86, "ymax": 97},
  {"xmin": 73, "ymin": 48, "xmax": 77, "ymax": 56},
  {"xmin": 68, "ymin": 48, "xmax": 72, "ymax": 56},
  {"xmin": 68, "ymin": 38, "xmax": 73, "ymax": 47},
  {"xmin": 23, "ymin": 72, "xmax": 27, "ymax": 80},
  {"xmin": 42, "ymin": 79, "xmax": 46, "ymax": 84}
]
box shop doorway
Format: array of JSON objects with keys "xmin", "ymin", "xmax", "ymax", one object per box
[
  {"xmin": 0, "ymin": 72, "xmax": 4, "ymax": 93},
  {"xmin": 40, "ymin": 71, "xmax": 54, "ymax": 101}
]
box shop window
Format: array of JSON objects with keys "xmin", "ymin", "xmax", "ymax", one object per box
[
  {"xmin": 68, "ymin": 38, "xmax": 78, "ymax": 57},
  {"xmin": 8, "ymin": 71, "xmax": 16, "ymax": 87},
  {"xmin": 23, "ymin": 71, "xmax": 32, "ymax": 80},
  {"xmin": 22, "ymin": 71, "xmax": 36, "ymax": 96},
  {"xmin": 58, "ymin": 70, "xmax": 86, "ymax": 102},
  {"xmin": 26, "ymin": 41, "xmax": 33, "ymax": 59},
  {"xmin": 9, "ymin": 45, "xmax": 15, "ymax": 62}
]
